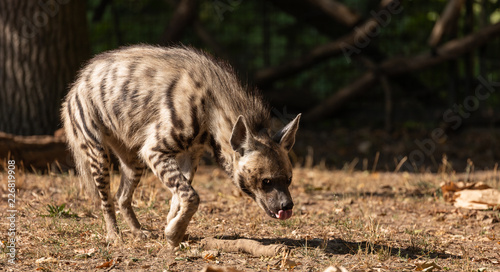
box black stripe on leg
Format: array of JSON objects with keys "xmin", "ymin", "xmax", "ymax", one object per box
[
  {"xmin": 99, "ymin": 192, "xmax": 108, "ymax": 200},
  {"xmin": 153, "ymin": 158, "xmax": 162, "ymax": 169}
]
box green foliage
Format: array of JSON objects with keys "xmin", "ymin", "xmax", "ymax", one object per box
[
  {"xmin": 42, "ymin": 204, "xmax": 78, "ymax": 218},
  {"xmin": 85, "ymin": 0, "xmax": 500, "ymax": 127}
]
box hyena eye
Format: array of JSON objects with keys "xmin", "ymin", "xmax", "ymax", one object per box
[
  {"xmin": 287, "ymin": 177, "xmax": 292, "ymax": 185},
  {"xmin": 262, "ymin": 179, "xmax": 271, "ymax": 186}
]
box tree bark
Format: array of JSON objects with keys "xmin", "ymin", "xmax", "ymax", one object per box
[
  {"xmin": 0, "ymin": 0, "xmax": 90, "ymax": 135},
  {"xmin": 0, "ymin": 131, "xmax": 70, "ymax": 171}
]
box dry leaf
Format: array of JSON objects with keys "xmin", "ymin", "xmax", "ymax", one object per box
[
  {"xmin": 441, "ymin": 181, "xmax": 500, "ymax": 210},
  {"xmin": 454, "ymin": 189, "xmax": 500, "ymax": 209},
  {"xmin": 415, "ymin": 261, "xmax": 442, "ymax": 271},
  {"xmin": 74, "ymin": 247, "xmax": 96, "ymax": 258},
  {"xmin": 281, "ymin": 259, "xmax": 300, "ymax": 270},
  {"xmin": 96, "ymin": 259, "xmax": 114, "ymax": 269},
  {"xmin": 471, "ymin": 257, "xmax": 499, "ymax": 264},
  {"xmin": 203, "ymin": 253, "xmax": 217, "ymax": 261},
  {"xmin": 35, "ymin": 257, "xmax": 57, "ymax": 264},
  {"xmin": 323, "ymin": 266, "xmax": 349, "ymax": 272},
  {"xmin": 200, "ymin": 265, "xmax": 243, "ymax": 272}
]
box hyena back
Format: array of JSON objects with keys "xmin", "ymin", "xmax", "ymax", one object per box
[{"xmin": 61, "ymin": 45, "xmax": 300, "ymax": 247}]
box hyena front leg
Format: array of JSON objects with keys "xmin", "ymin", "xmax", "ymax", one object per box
[
  {"xmin": 166, "ymin": 151, "xmax": 201, "ymax": 224},
  {"xmin": 86, "ymin": 144, "xmax": 119, "ymax": 242},
  {"xmin": 142, "ymin": 149, "xmax": 200, "ymax": 247}
]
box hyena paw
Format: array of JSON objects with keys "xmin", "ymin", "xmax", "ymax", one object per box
[
  {"xmin": 164, "ymin": 230, "xmax": 183, "ymax": 248},
  {"xmin": 106, "ymin": 230, "xmax": 121, "ymax": 244}
]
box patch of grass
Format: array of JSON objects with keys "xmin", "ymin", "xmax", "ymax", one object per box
[{"xmin": 42, "ymin": 204, "xmax": 78, "ymax": 218}]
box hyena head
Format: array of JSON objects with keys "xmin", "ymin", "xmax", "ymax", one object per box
[{"xmin": 230, "ymin": 114, "xmax": 301, "ymax": 220}]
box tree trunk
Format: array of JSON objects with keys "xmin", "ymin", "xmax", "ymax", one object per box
[{"xmin": 0, "ymin": 0, "xmax": 90, "ymax": 135}]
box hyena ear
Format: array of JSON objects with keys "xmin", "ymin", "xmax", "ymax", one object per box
[
  {"xmin": 273, "ymin": 114, "xmax": 301, "ymax": 152},
  {"xmin": 231, "ymin": 115, "xmax": 252, "ymax": 156}
]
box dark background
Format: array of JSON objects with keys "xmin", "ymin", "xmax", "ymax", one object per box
[{"xmin": 1, "ymin": 0, "xmax": 500, "ymax": 172}]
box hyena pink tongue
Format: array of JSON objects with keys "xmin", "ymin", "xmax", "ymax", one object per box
[{"xmin": 276, "ymin": 209, "xmax": 293, "ymax": 220}]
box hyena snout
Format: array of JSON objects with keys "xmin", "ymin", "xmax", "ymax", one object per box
[
  {"xmin": 267, "ymin": 191, "xmax": 294, "ymax": 220},
  {"xmin": 281, "ymin": 199, "xmax": 294, "ymax": 211}
]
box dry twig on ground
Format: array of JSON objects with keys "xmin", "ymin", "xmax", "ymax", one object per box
[{"xmin": 200, "ymin": 237, "xmax": 288, "ymax": 257}]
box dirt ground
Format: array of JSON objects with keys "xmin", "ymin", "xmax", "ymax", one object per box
[{"xmin": 1, "ymin": 165, "xmax": 499, "ymax": 271}]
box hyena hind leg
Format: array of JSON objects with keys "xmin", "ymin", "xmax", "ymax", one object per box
[
  {"xmin": 86, "ymin": 144, "xmax": 120, "ymax": 243},
  {"xmin": 115, "ymin": 158, "xmax": 151, "ymax": 239},
  {"xmin": 105, "ymin": 138, "xmax": 153, "ymax": 240}
]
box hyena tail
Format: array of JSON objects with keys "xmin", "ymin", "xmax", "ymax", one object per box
[{"xmin": 61, "ymin": 92, "xmax": 100, "ymax": 200}]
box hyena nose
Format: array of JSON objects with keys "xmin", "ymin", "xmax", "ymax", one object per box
[{"xmin": 281, "ymin": 200, "xmax": 294, "ymax": 211}]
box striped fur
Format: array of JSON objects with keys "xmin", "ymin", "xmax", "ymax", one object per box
[{"xmin": 61, "ymin": 45, "xmax": 300, "ymax": 247}]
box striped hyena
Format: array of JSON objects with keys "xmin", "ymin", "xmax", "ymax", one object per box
[{"xmin": 61, "ymin": 45, "xmax": 300, "ymax": 247}]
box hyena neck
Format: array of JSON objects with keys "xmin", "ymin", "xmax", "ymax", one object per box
[
  {"xmin": 203, "ymin": 62, "xmax": 271, "ymax": 179},
  {"xmin": 209, "ymin": 108, "xmax": 270, "ymax": 179},
  {"xmin": 210, "ymin": 128, "xmax": 236, "ymax": 178}
]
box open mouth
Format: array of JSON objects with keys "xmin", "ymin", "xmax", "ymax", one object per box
[
  {"xmin": 266, "ymin": 207, "xmax": 293, "ymax": 220},
  {"xmin": 259, "ymin": 200, "xmax": 293, "ymax": 220}
]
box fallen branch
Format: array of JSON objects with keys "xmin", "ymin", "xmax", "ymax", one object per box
[
  {"xmin": 304, "ymin": 22, "xmax": 500, "ymax": 122},
  {"xmin": 200, "ymin": 238, "xmax": 287, "ymax": 257},
  {"xmin": 428, "ymin": 0, "xmax": 464, "ymax": 47},
  {"xmin": 254, "ymin": 0, "xmax": 398, "ymax": 85},
  {"xmin": 307, "ymin": 0, "xmax": 360, "ymax": 27},
  {"xmin": 254, "ymin": 19, "xmax": 379, "ymax": 85},
  {"xmin": 0, "ymin": 130, "xmax": 71, "ymax": 171}
]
